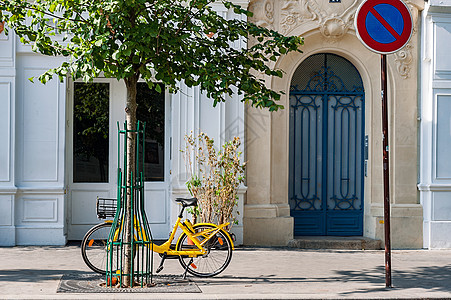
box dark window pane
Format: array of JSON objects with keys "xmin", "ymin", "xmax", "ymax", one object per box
[
  {"xmin": 73, "ymin": 83, "xmax": 109, "ymax": 183},
  {"xmin": 136, "ymin": 82, "xmax": 165, "ymax": 182}
]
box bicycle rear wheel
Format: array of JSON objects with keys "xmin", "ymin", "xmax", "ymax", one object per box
[
  {"xmin": 176, "ymin": 224, "xmax": 233, "ymax": 277},
  {"xmin": 81, "ymin": 222, "xmax": 114, "ymax": 274}
]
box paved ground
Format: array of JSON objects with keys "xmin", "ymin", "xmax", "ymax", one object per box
[{"xmin": 1, "ymin": 244, "xmax": 451, "ymax": 299}]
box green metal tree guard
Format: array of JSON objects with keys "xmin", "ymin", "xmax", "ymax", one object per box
[{"xmin": 106, "ymin": 121, "xmax": 153, "ymax": 287}]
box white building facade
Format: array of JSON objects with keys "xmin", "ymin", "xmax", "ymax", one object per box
[
  {"xmin": 420, "ymin": 0, "xmax": 451, "ymax": 248},
  {"xmin": 5, "ymin": 0, "xmax": 451, "ymax": 250},
  {"xmin": 0, "ymin": 4, "xmax": 246, "ymax": 246}
]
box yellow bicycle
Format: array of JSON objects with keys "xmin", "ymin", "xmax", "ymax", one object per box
[{"xmin": 81, "ymin": 197, "xmax": 234, "ymax": 277}]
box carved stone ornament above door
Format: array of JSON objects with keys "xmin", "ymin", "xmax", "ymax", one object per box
[
  {"xmin": 249, "ymin": 0, "xmax": 275, "ymax": 30},
  {"xmin": 249, "ymin": 0, "xmax": 422, "ymax": 79},
  {"xmin": 391, "ymin": 0, "xmax": 422, "ymax": 79},
  {"xmin": 280, "ymin": 0, "xmax": 360, "ymax": 39}
]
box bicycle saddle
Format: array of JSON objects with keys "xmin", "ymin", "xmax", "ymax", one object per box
[{"xmin": 175, "ymin": 197, "xmax": 198, "ymax": 207}]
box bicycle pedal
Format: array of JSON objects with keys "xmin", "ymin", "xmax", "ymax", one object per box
[{"xmin": 156, "ymin": 265, "xmax": 164, "ymax": 273}]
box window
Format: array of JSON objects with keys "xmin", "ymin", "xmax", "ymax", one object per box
[
  {"xmin": 73, "ymin": 83, "xmax": 109, "ymax": 183},
  {"xmin": 136, "ymin": 82, "xmax": 165, "ymax": 182}
]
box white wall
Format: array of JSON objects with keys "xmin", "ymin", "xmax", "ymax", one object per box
[{"xmin": 420, "ymin": 3, "xmax": 451, "ymax": 248}]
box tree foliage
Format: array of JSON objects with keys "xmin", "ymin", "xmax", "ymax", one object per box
[{"xmin": 0, "ymin": 0, "xmax": 303, "ymax": 111}]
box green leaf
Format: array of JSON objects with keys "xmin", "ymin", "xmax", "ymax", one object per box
[{"xmin": 155, "ymin": 83, "xmax": 162, "ymax": 93}]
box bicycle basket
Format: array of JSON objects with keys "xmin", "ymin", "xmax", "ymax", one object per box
[{"xmin": 96, "ymin": 198, "xmax": 117, "ymax": 219}]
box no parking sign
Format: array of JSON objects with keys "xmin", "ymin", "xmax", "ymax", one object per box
[
  {"xmin": 355, "ymin": 0, "xmax": 414, "ymax": 288},
  {"xmin": 355, "ymin": 0, "xmax": 413, "ymax": 54}
]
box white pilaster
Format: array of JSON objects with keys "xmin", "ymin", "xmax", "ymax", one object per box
[
  {"xmin": 0, "ymin": 29, "xmax": 16, "ymax": 246},
  {"xmin": 15, "ymin": 54, "xmax": 67, "ymax": 245}
]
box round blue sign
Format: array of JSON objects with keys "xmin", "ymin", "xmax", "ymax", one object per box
[{"xmin": 355, "ymin": 0, "xmax": 413, "ymax": 54}]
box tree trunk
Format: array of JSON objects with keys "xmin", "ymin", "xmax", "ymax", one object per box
[{"xmin": 123, "ymin": 76, "xmax": 138, "ymax": 287}]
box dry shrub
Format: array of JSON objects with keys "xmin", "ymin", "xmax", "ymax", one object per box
[{"xmin": 183, "ymin": 133, "xmax": 245, "ymax": 226}]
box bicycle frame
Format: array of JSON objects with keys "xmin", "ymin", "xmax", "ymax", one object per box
[{"xmin": 107, "ymin": 216, "xmax": 235, "ymax": 257}]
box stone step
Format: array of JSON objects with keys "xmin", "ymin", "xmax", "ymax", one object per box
[{"xmin": 288, "ymin": 236, "xmax": 382, "ymax": 250}]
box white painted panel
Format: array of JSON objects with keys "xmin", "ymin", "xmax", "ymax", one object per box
[
  {"xmin": 174, "ymin": 84, "xmax": 195, "ymax": 184},
  {"xmin": 421, "ymin": 190, "xmax": 433, "ymax": 222},
  {"xmin": 199, "ymin": 94, "xmax": 221, "ymax": 143},
  {"xmin": 436, "ymin": 95, "xmax": 451, "ymax": 178},
  {"xmin": 431, "ymin": 0, "xmax": 451, "ymax": 6},
  {"xmin": 144, "ymin": 189, "xmax": 167, "ymax": 224},
  {"xmin": 0, "ymin": 227, "xmax": 15, "ymax": 246},
  {"xmin": 22, "ymin": 68, "xmax": 59, "ymax": 182},
  {"xmin": 0, "ymin": 195, "xmax": 13, "ymax": 226},
  {"xmin": 0, "ymin": 30, "xmax": 14, "ymax": 67},
  {"xmin": 16, "ymin": 227, "xmax": 65, "ymax": 245},
  {"xmin": 71, "ymin": 189, "xmax": 109, "ymax": 225},
  {"xmin": 423, "ymin": 220, "xmax": 430, "ymax": 249},
  {"xmin": 23, "ymin": 141, "xmax": 58, "ymax": 181},
  {"xmin": 433, "ymin": 192, "xmax": 451, "ymax": 221},
  {"xmin": 224, "ymin": 96, "xmax": 245, "ymax": 142},
  {"xmin": 172, "ymin": 91, "xmax": 183, "ymax": 186},
  {"xmin": 435, "ymin": 22, "xmax": 451, "ymax": 78},
  {"xmin": 0, "ymin": 82, "xmax": 10, "ymax": 182},
  {"xmin": 430, "ymin": 222, "xmax": 451, "ymax": 248},
  {"xmin": 23, "ymin": 198, "xmax": 57, "ymax": 222},
  {"xmin": 0, "ymin": 28, "xmax": 7, "ymax": 41}
]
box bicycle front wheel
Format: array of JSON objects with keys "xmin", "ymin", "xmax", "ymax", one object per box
[
  {"xmin": 81, "ymin": 222, "xmax": 114, "ymax": 274},
  {"xmin": 176, "ymin": 224, "xmax": 233, "ymax": 277}
]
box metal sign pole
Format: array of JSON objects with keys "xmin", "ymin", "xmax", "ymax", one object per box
[
  {"xmin": 381, "ymin": 54, "xmax": 392, "ymax": 288},
  {"xmin": 356, "ymin": 0, "xmax": 413, "ymax": 289}
]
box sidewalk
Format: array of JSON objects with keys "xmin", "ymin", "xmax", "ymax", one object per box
[{"xmin": 1, "ymin": 245, "xmax": 451, "ymax": 299}]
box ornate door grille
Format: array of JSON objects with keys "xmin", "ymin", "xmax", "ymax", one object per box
[{"xmin": 289, "ymin": 54, "xmax": 365, "ymax": 236}]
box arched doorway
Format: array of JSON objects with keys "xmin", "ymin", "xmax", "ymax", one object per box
[{"xmin": 289, "ymin": 53, "xmax": 365, "ymax": 236}]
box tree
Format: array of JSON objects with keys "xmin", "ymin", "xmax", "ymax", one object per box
[{"xmin": 0, "ymin": 0, "xmax": 303, "ymax": 287}]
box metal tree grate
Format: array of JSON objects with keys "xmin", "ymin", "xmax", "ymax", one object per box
[{"xmin": 106, "ymin": 121, "xmax": 154, "ymax": 287}]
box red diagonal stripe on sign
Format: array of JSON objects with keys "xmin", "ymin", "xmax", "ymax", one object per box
[{"xmin": 369, "ymin": 7, "xmax": 401, "ymax": 40}]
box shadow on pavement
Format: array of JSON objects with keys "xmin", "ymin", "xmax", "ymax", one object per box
[
  {"xmin": 0, "ymin": 269, "xmax": 91, "ymax": 283},
  {"xmin": 337, "ymin": 264, "xmax": 451, "ymax": 295},
  {"xmin": 194, "ymin": 264, "xmax": 451, "ymax": 294}
]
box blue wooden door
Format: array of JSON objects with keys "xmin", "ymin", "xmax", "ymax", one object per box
[{"xmin": 289, "ymin": 54, "xmax": 365, "ymax": 236}]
